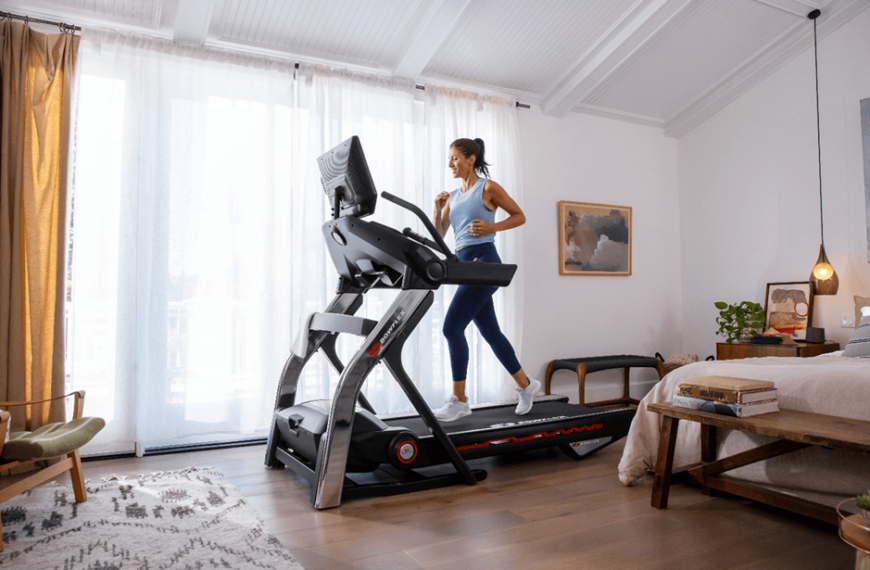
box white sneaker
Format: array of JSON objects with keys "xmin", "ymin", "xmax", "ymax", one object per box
[
  {"xmin": 433, "ymin": 395, "xmax": 472, "ymax": 422},
  {"xmin": 515, "ymin": 379, "xmax": 541, "ymax": 416}
]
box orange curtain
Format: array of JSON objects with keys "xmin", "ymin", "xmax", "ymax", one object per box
[{"xmin": 0, "ymin": 21, "xmax": 79, "ymax": 431}]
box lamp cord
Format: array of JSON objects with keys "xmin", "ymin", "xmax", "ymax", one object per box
[{"xmin": 813, "ymin": 15, "xmax": 824, "ymax": 247}]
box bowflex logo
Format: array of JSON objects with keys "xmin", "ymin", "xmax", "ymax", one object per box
[
  {"xmin": 488, "ymin": 416, "xmax": 570, "ymax": 429},
  {"xmin": 369, "ymin": 310, "xmax": 406, "ymax": 357}
]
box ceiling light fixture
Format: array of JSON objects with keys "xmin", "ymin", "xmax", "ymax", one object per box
[{"xmin": 807, "ymin": 9, "xmax": 838, "ymax": 295}]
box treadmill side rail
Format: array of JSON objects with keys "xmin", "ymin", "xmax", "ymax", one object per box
[
  {"xmin": 274, "ymin": 292, "xmax": 364, "ymax": 410},
  {"xmin": 265, "ymin": 292, "xmax": 362, "ymax": 469},
  {"xmin": 313, "ymin": 289, "xmax": 435, "ymax": 509}
]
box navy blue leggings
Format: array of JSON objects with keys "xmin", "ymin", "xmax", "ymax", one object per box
[{"xmin": 443, "ymin": 242, "xmax": 522, "ymax": 382}]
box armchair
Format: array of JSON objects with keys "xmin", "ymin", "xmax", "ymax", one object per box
[{"xmin": 0, "ymin": 391, "xmax": 104, "ymax": 551}]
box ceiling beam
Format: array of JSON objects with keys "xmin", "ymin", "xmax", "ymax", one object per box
[
  {"xmin": 540, "ymin": 0, "xmax": 694, "ymax": 118},
  {"xmin": 665, "ymin": 0, "xmax": 869, "ymax": 137},
  {"xmin": 173, "ymin": 0, "xmax": 216, "ymax": 44},
  {"xmin": 391, "ymin": 0, "xmax": 472, "ymax": 80}
]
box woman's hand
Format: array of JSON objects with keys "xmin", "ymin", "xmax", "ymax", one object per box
[
  {"xmin": 468, "ymin": 219, "xmax": 495, "ymax": 237},
  {"xmin": 433, "ymin": 191, "xmax": 451, "ymax": 239},
  {"xmin": 434, "ymin": 191, "xmax": 450, "ymax": 211}
]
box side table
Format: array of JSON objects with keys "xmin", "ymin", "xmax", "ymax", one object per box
[{"xmin": 716, "ymin": 340, "xmax": 840, "ymax": 361}]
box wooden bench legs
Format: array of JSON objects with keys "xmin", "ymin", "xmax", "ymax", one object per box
[
  {"xmin": 649, "ymin": 408, "xmax": 840, "ymax": 525},
  {"xmin": 651, "ymin": 415, "xmax": 679, "ymax": 508},
  {"xmin": 545, "ymin": 361, "xmax": 665, "ymax": 407}
]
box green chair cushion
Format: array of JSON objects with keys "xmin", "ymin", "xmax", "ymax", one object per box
[{"xmin": 1, "ymin": 417, "xmax": 105, "ymax": 462}]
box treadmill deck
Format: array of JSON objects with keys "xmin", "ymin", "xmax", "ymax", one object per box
[{"xmin": 383, "ymin": 400, "xmax": 619, "ymax": 439}]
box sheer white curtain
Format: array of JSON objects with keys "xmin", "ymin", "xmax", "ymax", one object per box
[
  {"xmin": 70, "ymin": 31, "xmax": 299, "ymax": 454},
  {"xmin": 423, "ymin": 85, "xmax": 525, "ymax": 404},
  {"xmin": 69, "ymin": 32, "xmax": 524, "ymax": 455},
  {"xmin": 288, "ymin": 63, "xmax": 431, "ymax": 414}
]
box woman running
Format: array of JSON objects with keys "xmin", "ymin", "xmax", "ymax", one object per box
[{"xmin": 431, "ymin": 138, "xmax": 539, "ymax": 422}]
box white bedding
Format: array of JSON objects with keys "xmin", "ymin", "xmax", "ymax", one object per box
[{"xmin": 618, "ymin": 353, "xmax": 870, "ymax": 496}]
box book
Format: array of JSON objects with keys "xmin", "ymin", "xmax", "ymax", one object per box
[
  {"xmin": 672, "ymin": 394, "xmax": 779, "ymax": 418},
  {"xmin": 675, "ymin": 383, "xmax": 777, "ymax": 404},
  {"xmin": 678, "ymin": 376, "xmax": 775, "ymax": 392}
]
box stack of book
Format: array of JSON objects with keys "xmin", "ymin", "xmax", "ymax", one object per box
[{"xmin": 672, "ymin": 376, "xmax": 778, "ymax": 418}]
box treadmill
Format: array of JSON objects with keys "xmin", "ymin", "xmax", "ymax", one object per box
[{"xmin": 265, "ymin": 136, "xmax": 634, "ymax": 509}]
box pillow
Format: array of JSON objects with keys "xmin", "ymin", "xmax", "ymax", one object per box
[
  {"xmin": 855, "ymin": 295, "xmax": 870, "ymax": 328},
  {"xmin": 0, "ymin": 416, "xmax": 106, "ymax": 462},
  {"xmin": 843, "ymin": 314, "xmax": 870, "ymax": 358}
]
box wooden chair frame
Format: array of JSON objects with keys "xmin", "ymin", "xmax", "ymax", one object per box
[{"xmin": 0, "ymin": 390, "xmax": 88, "ymax": 551}]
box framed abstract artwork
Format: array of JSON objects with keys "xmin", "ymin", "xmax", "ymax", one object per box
[
  {"xmin": 559, "ymin": 201, "xmax": 631, "ymax": 276},
  {"xmin": 763, "ymin": 281, "xmax": 814, "ymax": 340}
]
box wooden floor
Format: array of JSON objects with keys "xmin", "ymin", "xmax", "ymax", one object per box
[{"xmin": 75, "ymin": 440, "xmax": 854, "ymax": 570}]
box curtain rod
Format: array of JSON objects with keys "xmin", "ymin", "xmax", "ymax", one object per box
[
  {"xmin": 413, "ymin": 84, "xmax": 530, "ymax": 108},
  {"xmin": 285, "ymin": 62, "xmax": 529, "ymax": 108},
  {"xmin": 0, "ymin": 12, "xmax": 529, "ymax": 108},
  {"xmin": 0, "ymin": 10, "xmax": 80, "ymax": 32},
  {"xmin": 287, "ymin": 62, "xmax": 529, "ymax": 108}
]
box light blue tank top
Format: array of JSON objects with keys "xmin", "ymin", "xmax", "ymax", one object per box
[{"xmin": 450, "ymin": 178, "xmax": 496, "ymax": 250}]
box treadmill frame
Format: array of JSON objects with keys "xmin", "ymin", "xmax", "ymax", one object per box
[{"xmin": 266, "ymin": 286, "xmax": 484, "ymax": 509}]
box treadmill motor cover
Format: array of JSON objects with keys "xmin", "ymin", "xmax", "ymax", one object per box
[{"xmin": 274, "ymin": 400, "xmax": 406, "ymax": 472}]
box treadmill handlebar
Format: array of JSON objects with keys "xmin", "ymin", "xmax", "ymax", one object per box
[
  {"xmin": 381, "ymin": 192, "xmax": 457, "ymax": 260},
  {"xmin": 402, "ymin": 227, "xmax": 440, "ymax": 251}
]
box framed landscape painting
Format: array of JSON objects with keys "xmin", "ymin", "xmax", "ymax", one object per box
[
  {"xmin": 559, "ymin": 201, "xmax": 631, "ymax": 276},
  {"xmin": 764, "ymin": 281, "xmax": 814, "ymax": 340}
]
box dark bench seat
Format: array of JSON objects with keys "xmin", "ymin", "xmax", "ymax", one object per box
[{"xmin": 544, "ymin": 355, "xmax": 665, "ymax": 407}]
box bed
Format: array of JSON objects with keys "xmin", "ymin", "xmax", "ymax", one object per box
[{"xmin": 618, "ymin": 352, "xmax": 870, "ymax": 502}]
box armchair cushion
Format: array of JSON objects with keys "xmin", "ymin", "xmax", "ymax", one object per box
[{"xmin": 1, "ymin": 417, "xmax": 105, "ymax": 462}]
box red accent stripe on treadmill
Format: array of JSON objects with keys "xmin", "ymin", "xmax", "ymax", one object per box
[{"xmin": 455, "ymin": 423, "xmax": 605, "ymax": 451}]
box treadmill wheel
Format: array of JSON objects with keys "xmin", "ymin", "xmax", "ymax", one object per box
[{"xmin": 388, "ymin": 432, "xmax": 419, "ymax": 468}]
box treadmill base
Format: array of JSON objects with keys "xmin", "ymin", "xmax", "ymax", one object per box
[{"xmin": 342, "ymin": 464, "xmax": 488, "ymax": 501}]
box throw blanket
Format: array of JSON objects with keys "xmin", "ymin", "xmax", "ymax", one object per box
[{"xmin": 618, "ymin": 353, "xmax": 870, "ymax": 497}]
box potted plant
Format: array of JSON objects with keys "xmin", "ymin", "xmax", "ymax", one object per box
[
  {"xmin": 857, "ymin": 491, "xmax": 870, "ymax": 526},
  {"xmin": 714, "ymin": 301, "xmax": 765, "ymax": 344}
]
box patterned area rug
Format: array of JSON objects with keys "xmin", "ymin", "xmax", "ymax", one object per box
[{"xmin": 0, "ymin": 466, "xmax": 302, "ymax": 570}]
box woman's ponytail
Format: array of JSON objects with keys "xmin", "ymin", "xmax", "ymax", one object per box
[{"xmin": 472, "ymin": 138, "xmax": 490, "ymax": 178}]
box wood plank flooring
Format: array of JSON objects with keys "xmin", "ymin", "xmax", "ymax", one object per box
[{"xmin": 75, "ymin": 440, "xmax": 855, "ymax": 570}]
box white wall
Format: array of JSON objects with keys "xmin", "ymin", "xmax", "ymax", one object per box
[
  {"xmin": 515, "ymin": 108, "xmax": 681, "ymax": 403},
  {"xmin": 678, "ymin": 9, "xmax": 870, "ymax": 356}
]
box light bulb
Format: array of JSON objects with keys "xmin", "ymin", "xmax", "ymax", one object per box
[{"xmin": 812, "ymin": 261, "xmax": 833, "ymax": 280}]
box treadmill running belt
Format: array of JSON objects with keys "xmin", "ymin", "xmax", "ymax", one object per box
[{"xmin": 383, "ymin": 401, "xmax": 610, "ymax": 438}]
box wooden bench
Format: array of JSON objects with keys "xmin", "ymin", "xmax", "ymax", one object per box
[
  {"xmin": 647, "ymin": 403, "xmax": 870, "ymax": 525},
  {"xmin": 544, "ymin": 355, "xmax": 665, "ymax": 407}
]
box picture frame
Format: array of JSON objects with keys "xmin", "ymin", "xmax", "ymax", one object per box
[
  {"xmin": 763, "ymin": 281, "xmax": 814, "ymax": 340},
  {"xmin": 559, "ymin": 201, "xmax": 631, "ymax": 276}
]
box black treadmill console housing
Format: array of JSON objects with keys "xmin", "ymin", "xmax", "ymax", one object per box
[{"xmin": 318, "ymin": 136, "xmax": 378, "ymax": 220}]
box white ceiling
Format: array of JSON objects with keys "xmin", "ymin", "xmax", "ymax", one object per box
[{"xmin": 2, "ymin": 0, "xmax": 868, "ymax": 137}]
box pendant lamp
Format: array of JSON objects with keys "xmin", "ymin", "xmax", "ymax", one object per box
[{"xmin": 807, "ymin": 9, "xmax": 838, "ymax": 295}]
